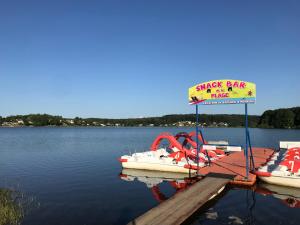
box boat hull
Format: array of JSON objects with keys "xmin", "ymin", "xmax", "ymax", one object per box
[
  {"xmin": 259, "ymin": 175, "xmax": 300, "ymax": 188},
  {"xmin": 121, "ymin": 161, "xmax": 197, "ymax": 174}
]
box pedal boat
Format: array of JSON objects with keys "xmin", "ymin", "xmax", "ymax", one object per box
[
  {"xmin": 119, "ymin": 148, "xmax": 205, "ymax": 173},
  {"xmin": 255, "ymin": 145, "xmax": 300, "ymax": 188}
]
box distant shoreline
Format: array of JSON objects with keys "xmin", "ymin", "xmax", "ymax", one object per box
[
  {"xmin": 1, "ymin": 107, "xmax": 299, "ymax": 129},
  {"xmin": 0, "ymin": 125, "xmax": 299, "ymax": 130}
]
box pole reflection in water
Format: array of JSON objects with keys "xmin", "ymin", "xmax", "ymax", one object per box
[
  {"xmin": 244, "ymin": 188, "xmax": 256, "ymax": 225},
  {"xmin": 119, "ymin": 169, "xmax": 300, "ymax": 225}
]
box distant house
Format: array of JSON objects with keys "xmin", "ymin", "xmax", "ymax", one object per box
[
  {"xmin": 17, "ymin": 119, "xmax": 24, "ymax": 125},
  {"xmin": 178, "ymin": 122, "xmax": 184, "ymax": 127},
  {"xmin": 66, "ymin": 119, "xmax": 74, "ymax": 125},
  {"xmin": 218, "ymin": 122, "xmax": 229, "ymax": 127}
]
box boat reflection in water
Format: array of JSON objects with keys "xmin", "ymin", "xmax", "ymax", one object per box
[
  {"xmin": 256, "ymin": 183, "xmax": 300, "ymax": 208},
  {"xmin": 119, "ymin": 169, "xmax": 201, "ymax": 202},
  {"xmin": 119, "ymin": 169, "xmax": 300, "ymax": 225}
]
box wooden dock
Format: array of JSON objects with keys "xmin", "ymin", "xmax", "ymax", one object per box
[
  {"xmin": 128, "ymin": 174, "xmax": 232, "ymax": 225},
  {"xmin": 200, "ymin": 147, "xmax": 274, "ymax": 186},
  {"xmin": 128, "ymin": 147, "xmax": 274, "ymax": 225}
]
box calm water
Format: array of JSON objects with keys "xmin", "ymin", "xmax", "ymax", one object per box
[{"xmin": 0, "ymin": 127, "xmax": 300, "ymax": 225}]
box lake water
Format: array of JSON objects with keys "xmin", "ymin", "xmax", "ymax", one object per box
[{"xmin": 0, "ymin": 127, "xmax": 300, "ymax": 225}]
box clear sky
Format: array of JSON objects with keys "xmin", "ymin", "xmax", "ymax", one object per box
[{"xmin": 1, "ymin": 0, "xmax": 300, "ymax": 118}]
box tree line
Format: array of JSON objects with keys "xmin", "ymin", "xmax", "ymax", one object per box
[
  {"xmin": 0, "ymin": 107, "xmax": 299, "ymax": 128},
  {"xmin": 258, "ymin": 107, "xmax": 300, "ymax": 128}
]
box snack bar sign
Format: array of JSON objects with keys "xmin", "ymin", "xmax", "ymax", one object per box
[{"xmin": 189, "ymin": 79, "xmax": 256, "ymax": 105}]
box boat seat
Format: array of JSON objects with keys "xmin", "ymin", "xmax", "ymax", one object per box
[
  {"xmin": 285, "ymin": 155, "xmax": 300, "ymax": 161},
  {"xmin": 279, "ymin": 160, "xmax": 292, "ymax": 170},
  {"xmin": 168, "ymin": 151, "xmax": 185, "ymax": 162},
  {"xmin": 279, "ymin": 165, "xmax": 289, "ymax": 171},
  {"xmin": 280, "ymin": 159, "xmax": 300, "ymax": 173},
  {"xmin": 291, "ymin": 160, "xmax": 300, "ymax": 173},
  {"xmin": 288, "ymin": 147, "xmax": 300, "ymax": 152}
]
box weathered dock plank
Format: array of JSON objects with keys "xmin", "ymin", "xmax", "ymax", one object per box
[{"xmin": 128, "ymin": 174, "xmax": 230, "ymax": 225}]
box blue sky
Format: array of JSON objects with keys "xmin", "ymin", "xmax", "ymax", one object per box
[{"xmin": 0, "ymin": 0, "xmax": 299, "ymax": 118}]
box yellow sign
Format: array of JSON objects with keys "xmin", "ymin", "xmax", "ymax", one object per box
[{"xmin": 189, "ymin": 79, "xmax": 256, "ymax": 105}]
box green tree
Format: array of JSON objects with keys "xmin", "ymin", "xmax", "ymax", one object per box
[
  {"xmin": 49, "ymin": 116, "xmax": 63, "ymax": 126},
  {"xmin": 274, "ymin": 109, "xmax": 295, "ymax": 128},
  {"xmin": 74, "ymin": 117, "xmax": 82, "ymax": 126},
  {"xmin": 291, "ymin": 107, "xmax": 300, "ymax": 128},
  {"xmin": 27, "ymin": 114, "xmax": 49, "ymax": 126},
  {"xmin": 259, "ymin": 110, "xmax": 275, "ymax": 128}
]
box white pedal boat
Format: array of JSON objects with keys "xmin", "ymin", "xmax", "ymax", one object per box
[
  {"xmin": 119, "ymin": 148, "xmax": 205, "ymax": 173},
  {"xmin": 118, "ymin": 131, "xmax": 240, "ymax": 173},
  {"xmin": 255, "ymin": 142, "xmax": 300, "ymax": 188},
  {"xmin": 256, "ymin": 168, "xmax": 300, "ymax": 188}
]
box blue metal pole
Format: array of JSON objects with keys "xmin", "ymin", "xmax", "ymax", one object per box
[
  {"xmin": 196, "ymin": 104, "xmax": 200, "ymax": 175},
  {"xmin": 200, "ymin": 126, "xmax": 211, "ymax": 165},
  {"xmin": 247, "ymin": 129, "xmax": 255, "ymax": 171},
  {"xmin": 245, "ymin": 103, "xmax": 249, "ymax": 180}
]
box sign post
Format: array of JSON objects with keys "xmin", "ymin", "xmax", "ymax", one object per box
[
  {"xmin": 195, "ymin": 104, "xmax": 200, "ymax": 175},
  {"xmin": 189, "ymin": 79, "xmax": 256, "ymax": 180},
  {"xmin": 245, "ymin": 103, "xmax": 249, "ymax": 179}
]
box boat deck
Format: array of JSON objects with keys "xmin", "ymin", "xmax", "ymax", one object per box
[{"xmin": 199, "ymin": 147, "xmax": 275, "ymax": 186}]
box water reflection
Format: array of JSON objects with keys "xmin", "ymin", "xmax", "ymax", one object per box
[
  {"xmin": 245, "ymin": 189, "xmax": 256, "ymax": 225},
  {"xmin": 119, "ymin": 169, "xmax": 300, "ymax": 225},
  {"xmin": 255, "ymin": 183, "xmax": 300, "ymax": 208},
  {"xmin": 119, "ymin": 169, "xmax": 200, "ymax": 202},
  {"xmin": 119, "ymin": 169, "xmax": 258, "ymax": 224}
]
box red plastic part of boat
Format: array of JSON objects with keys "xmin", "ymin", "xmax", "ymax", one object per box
[
  {"xmin": 254, "ymin": 170, "xmax": 271, "ymax": 177},
  {"xmin": 118, "ymin": 158, "xmax": 128, "ymax": 163}
]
